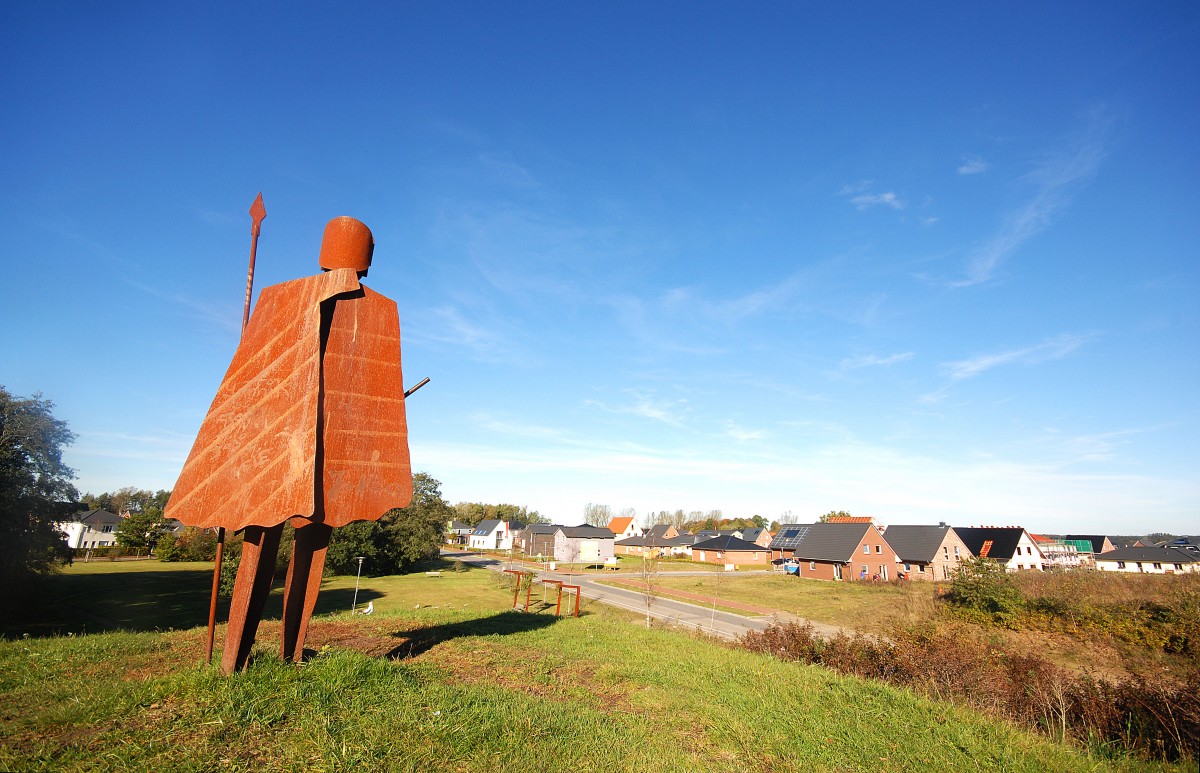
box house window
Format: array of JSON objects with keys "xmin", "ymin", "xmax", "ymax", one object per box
[
  {"xmin": 1153, "ymin": 563, "xmax": 1162, "ymax": 570},
  {"xmin": 875, "ymin": 545, "xmax": 881, "ymax": 554},
  {"xmin": 809, "ymin": 561, "xmax": 815, "ymax": 570},
  {"xmin": 103, "ymin": 525, "xmax": 114, "ymax": 533},
  {"xmin": 1175, "ymin": 564, "xmax": 1183, "ymax": 571},
  {"xmin": 918, "ymin": 564, "xmax": 926, "ymax": 573},
  {"xmin": 953, "ymin": 546, "xmax": 959, "ymax": 555},
  {"xmin": 1117, "ymin": 561, "xmax": 1126, "ymax": 569},
  {"xmin": 863, "ymin": 545, "xmax": 869, "ymax": 554},
  {"xmin": 904, "ymin": 563, "xmax": 911, "ymax": 571},
  {"xmin": 943, "ymin": 546, "xmax": 948, "ymax": 557}
]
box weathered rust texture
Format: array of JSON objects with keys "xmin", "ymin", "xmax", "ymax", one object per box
[
  {"xmin": 221, "ymin": 524, "xmax": 284, "ymax": 674},
  {"xmin": 168, "ymin": 216, "xmax": 411, "ymax": 673},
  {"xmin": 281, "ymin": 523, "xmax": 332, "ymax": 662}
]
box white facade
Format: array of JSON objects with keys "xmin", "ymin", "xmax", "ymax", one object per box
[
  {"xmin": 56, "ymin": 510, "xmax": 121, "ymax": 549},
  {"xmin": 1003, "ymin": 532, "xmax": 1046, "ymax": 572},
  {"xmin": 468, "ymin": 521, "xmax": 513, "ymax": 551},
  {"xmin": 553, "ymin": 529, "xmax": 615, "ymax": 564}
]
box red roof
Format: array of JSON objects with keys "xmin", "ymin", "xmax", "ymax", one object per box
[{"xmin": 608, "ymin": 516, "xmax": 635, "ymax": 534}]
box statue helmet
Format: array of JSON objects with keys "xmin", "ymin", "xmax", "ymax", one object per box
[{"xmin": 319, "ymin": 216, "xmax": 374, "ymax": 274}]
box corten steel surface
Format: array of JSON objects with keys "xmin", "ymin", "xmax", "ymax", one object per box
[{"xmin": 168, "ymin": 216, "xmax": 412, "ymax": 673}]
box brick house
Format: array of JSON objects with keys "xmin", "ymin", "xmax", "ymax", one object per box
[
  {"xmin": 881, "ymin": 524, "xmax": 969, "ymax": 580},
  {"xmin": 690, "ymin": 535, "xmax": 771, "ymax": 568},
  {"xmin": 769, "ymin": 523, "xmax": 901, "ymax": 581}
]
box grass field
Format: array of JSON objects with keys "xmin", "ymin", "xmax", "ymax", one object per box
[
  {"xmin": 2, "ymin": 561, "xmax": 1184, "ymax": 771},
  {"xmin": 647, "ymin": 571, "xmax": 937, "ymax": 633}
]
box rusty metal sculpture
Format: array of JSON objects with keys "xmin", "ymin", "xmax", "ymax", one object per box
[{"xmin": 167, "ymin": 213, "xmax": 413, "ymax": 673}]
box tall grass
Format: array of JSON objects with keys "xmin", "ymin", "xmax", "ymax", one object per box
[{"xmin": 741, "ymin": 621, "xmax": 1199, "ymax": 763}]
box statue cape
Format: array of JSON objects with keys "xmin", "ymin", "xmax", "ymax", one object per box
[{"xmin": 166, "ymin": 268, "xmax": 412, "ymax": 530}]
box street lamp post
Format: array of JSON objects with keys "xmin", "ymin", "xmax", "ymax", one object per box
[{"xmin": 351, "ymin": 556, "xmax": 365, "ymax": 611}]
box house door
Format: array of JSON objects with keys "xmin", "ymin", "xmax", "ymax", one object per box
[
  {"xmin": 833, "ymin": 564, "xmax": 842, "ymax": 581},
  {"xmin": 879, "ymin": 565, "xmax": 888, "ymax": 581}
]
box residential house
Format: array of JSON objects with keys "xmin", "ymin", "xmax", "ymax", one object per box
[
  {"xmin": 1154, "ymin": 536, "xmax": 1200, "ymax": 555},
  {"xmin": 769, "ymin": 523, "xmax": 901, "ymax": 581},
  {"xmin": 824, "ymin": 516, "xmax": 874, "ymax": 524},
  {"xmin": 1031, "ymin": 534, "xmax": 1088, "ymax": 569},
  {"xmin": 468, "ymin": 519, "xmax": 513, "ymax": 551},
  {"xmin": 690, "ymin": 535, "xmax": 771, "ymax": 568},
  {"xmin": 1095, "ymin": 546, "xmax": 1200, "ymax": 574},
  {"xmin": 739, "ymin": 527, "xmax": 773, "ymax": 547},
  {"xmin": 554, "ymin": 525, "xmax": 615, "ymax": 565},
  {"xmin": 57, "ymin": 509, "xmax": 122, "ymax": 549},
  {"xmin": 645, "ymin": 524, "xmax": 679, "ymax": 541},
  {"xmin": 881, "ymin": 524, "xmax": 969, "ymax": 580},
  {"xmin": 517, "ymin": 523, "xmax": 560, "ymax": 558},
  {"xmin": 955, "ymin": 526, "xmax": 1046, "ymax": 571},
  {"xmin": 607, "ymin": 516, "xmax": 642, "ymax": 541},
  {"xmin": 445, "ymin": 520, "xmax": 474, "ymax": 546},
  {"xmin": 614, "ymin": 525, "xmax": 694, "ymax": 558},
  {"xmin": 1061, "ymin": 534, "xmax": 1116, "ymax": 559}
]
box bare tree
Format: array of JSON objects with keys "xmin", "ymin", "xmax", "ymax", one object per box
[
  {"xmin": 583, "ymin": 502, "xmax": 612, "ymax": 527},
  {"xmin": 638, "ymin": 549, "xmax": 659, "ymax": 628}
]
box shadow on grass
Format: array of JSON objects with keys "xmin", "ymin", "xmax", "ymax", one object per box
[
  {"xmin": 383, "ymin": 610, "xmax": 560, "ymax": 660},
  {"xmin": 1, "ymin": 568, "xmax": 384, "ymax": 639}
]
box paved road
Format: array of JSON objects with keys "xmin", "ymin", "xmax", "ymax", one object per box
[{"xmin": 443, "ymin": 551, "xmax": 848, "ymax": 641}]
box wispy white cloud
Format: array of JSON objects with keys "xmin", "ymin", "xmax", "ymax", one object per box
[
  {"xmin": 725, "ymin": 420, "xmax": 767, "ymax": 442},
  {"xmin": 837, "ymin": 181, "xmax": 904, "ymax": 210},
  {"xmin": 941, "ymin": 333, "xmax": 1089, "ymax": 380},
  {"xmin": 585, "ymin": 390, "xmax": 689, "ymax": 426},
  {"xmin": 952, "ymin": 110, "xmax": 1110, "ymax": 287},
  {"xmin": 851, "ymin": 191, "xmax": 904, "ymax": 210},
  {"xmin": 840, "ymin": 351, "xmax": 914, "ymax": 370},
  {"xmin": 957, "ymin": 155, "xmax": 989, "ymax": 175}
]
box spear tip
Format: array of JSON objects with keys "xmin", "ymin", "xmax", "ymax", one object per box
[{"xmin": 249, "ymin": 192, "xmax": 266, "ymax": 235}]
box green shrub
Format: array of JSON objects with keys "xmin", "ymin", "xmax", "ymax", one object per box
[{"xmin": 945, "ymin": 557, "xmax": 1024, "ymax": 626}]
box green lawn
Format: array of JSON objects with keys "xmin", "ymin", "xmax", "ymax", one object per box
[
  {"xmin": 649, "ymin": 572, "xmax": 940, "ymax": 633},
  {"xmin": 3, "ymin": 562, "xmax": 1160, "ymax": 772}
]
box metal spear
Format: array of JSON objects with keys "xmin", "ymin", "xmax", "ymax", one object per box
[{"xmin": 205, "ymin": 192, "xmax": 266, "ymax": 664}]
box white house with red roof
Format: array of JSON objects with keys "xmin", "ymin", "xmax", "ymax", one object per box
[{"xmin": 606, "ymin": 516, "xmax": 641, "ymax": 540}]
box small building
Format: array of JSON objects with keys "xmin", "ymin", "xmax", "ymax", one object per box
[
  {"xmin": 468, "ymin": 519, "xmax": 513, "ymax": 551},
  {"xmin": 554, "ymin": 525, "xmax": 615, "ymax": 564},
  {"xmin": 954, "ymin": 526, "xmax": 1046, "ymax": 571},
  {"xmin": 517, "ymin": 523, "xmax": 561, "ymax": 558},
  {"xmin": 882, "ymin": 524, "xmax": 969, "ymax": 580},
  {"xmin": 1095, "ymin": 546, "xmax": 1200, "ymax": 574},
  {"xmin": 57, "ymin": 509, "xmax": 122, "ymax": 549},
  {"xmin": 690, "ymin": 535, "xmax": 771, "ymax": 568}
]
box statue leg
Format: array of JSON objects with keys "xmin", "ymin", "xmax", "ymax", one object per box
[
  {"xmin": 221, "ymin": 524, "xmax": 283, "ymax": 674},
  {"xmin": 282, "ymin": 522, "xmax": 333, "ymax": 663}
]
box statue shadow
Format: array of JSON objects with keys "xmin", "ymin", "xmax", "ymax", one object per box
[{"xmin": 381, "ymin": 610, "xmax": 560, "ymax": 660}]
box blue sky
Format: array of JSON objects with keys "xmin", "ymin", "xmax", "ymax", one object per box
[{"xmin": 2, "ymin": 2, "xmax": 1197, "ymax": 534}]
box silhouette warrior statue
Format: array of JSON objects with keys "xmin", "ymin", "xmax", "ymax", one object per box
[{"xmin": 166, "ymin": 217, "xmax": 412, "ymax": 673}]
